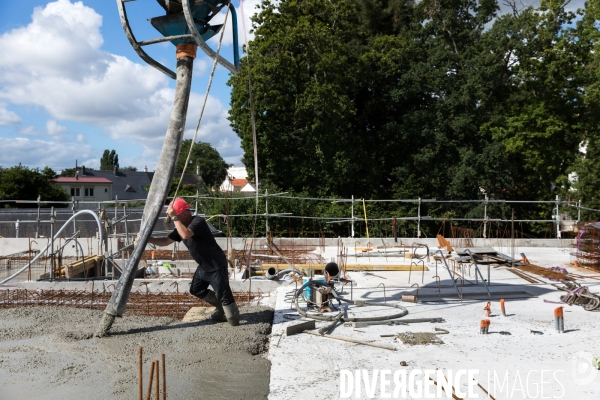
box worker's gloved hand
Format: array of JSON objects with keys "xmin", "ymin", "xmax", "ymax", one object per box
[{"xmin": 134, "ymin": 232, "xmax": 141, "ymax": 247}]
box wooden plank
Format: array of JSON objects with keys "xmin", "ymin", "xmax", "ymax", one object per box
[
  {"xmin": 286, "ymin": 320, "xmax": 316, "ymax": 336},
  {"xmin": 65, "ymin": 255, "xmax": 103, "ymax": 278}
]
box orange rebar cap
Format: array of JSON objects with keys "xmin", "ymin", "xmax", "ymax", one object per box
[
  {"xmin": 480, "ymin": 319, "xmax": 491, "ymax": 328},
  {"xmin": 176, "ymin": 44, "xmax": 197, "ymax": 59},
  {"xmin": 554, "ymin": 307, "xmax": 564, "ymax": 317},
  {"xmin": 483, "ymin": 302, "xmax": 491, "ymax": 311}
]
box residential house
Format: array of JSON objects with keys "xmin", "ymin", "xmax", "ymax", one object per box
[
  {"xmin": 219, "ymin": 166, "xmax": 256, "ymax": 193},
  {"xmin": 54, "ymin": 175, "xmax": 112, "ymax": 202},
  {"xmin": 56, "ymin": 165, "xmax": 203, "ymax": 202}
]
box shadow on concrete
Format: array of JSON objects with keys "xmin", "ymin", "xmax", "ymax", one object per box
[
  {"xmin": 110, "ymin": 309, "xmax": 274, "ymax": 336},
  {"xmin": 346, "ymin": 279, "xmax": 558, "ymax": 306}
]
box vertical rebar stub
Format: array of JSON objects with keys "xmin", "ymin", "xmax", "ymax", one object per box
[
  {"xmin": 500, "ymin": 298, "xmax": 506, "ymax": 316},
  {"xmin": 176, "ymin": 44, "xmax": 197, "ymax": 59},
  {"xmin": 554, "ymin": 307, "xmax": 564, "ymax": 333},
  {"xmin": 480, "ymin": 319, "xmax": 490, "ymax": 334}
]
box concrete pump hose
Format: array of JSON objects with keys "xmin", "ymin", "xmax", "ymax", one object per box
[
  {"xmin": 265, "ymin": 268, "xmax": 294, "ymax": 281},
  {"xmin": 293, "ymin": 280, "xmax": 408, "ymax": 323}
]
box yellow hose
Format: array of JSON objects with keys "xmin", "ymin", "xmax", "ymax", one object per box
[{"xmin": 362, "ymin": 198, "xmax": 369, "ymax": 240}]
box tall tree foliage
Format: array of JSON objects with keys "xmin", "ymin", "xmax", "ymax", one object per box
[
  {"xmin": 100, "ymin": 149, "xmax": 119, "ymax": 170},
  {"xmin": 175, "ymin": 140, "xmax": 229, "ymax": 188},
  {"xmin": 0, "ymin": 165, "xmax": 69, "ymax": 205},
  {"xmin": 571, "ymin": 0, "xmax": 600, "ymax": 216},
  {"xmin": 229, "ymin": 0, "xmax": 598, "ymax": 225}
]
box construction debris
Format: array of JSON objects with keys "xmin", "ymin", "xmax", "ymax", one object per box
[
  {"xmin": 551, "ymin": 281, "xmax": 600, "ymax": 311},
  {"xmin": 396, "ymin": 332, "xmax": 444, "ymax": 345}
]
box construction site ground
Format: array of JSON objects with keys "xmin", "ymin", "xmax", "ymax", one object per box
[
  {"xmin": 267, "ymin": 246, "xmax": 600, "ymax": 399},
  {"xmin": 1, "ymin": 241, "xmax": 599, "ymax": 399}
]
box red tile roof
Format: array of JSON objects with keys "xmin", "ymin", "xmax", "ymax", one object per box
[
  {"xmin": 230, "ymin": 178, "xmax": 248, "ymax": 188},
  {"xmin": 54, "ymin": 177, "xmax": 112, "ymax": 183}
]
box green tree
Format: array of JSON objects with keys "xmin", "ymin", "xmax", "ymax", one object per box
[
  {"xmin": 59, "ymin": 166, "xmax": 95, "ymax": 177},
  {"xmin": 570, "ymin": 1, "xmax": 600, "ymax": 217},
  {"xmin": 229, "ymin": 0, "xmax": 506, "ymax": 200},
  {"xmin": 100, "ymin": 149, "xmax": 119, "ymax": 170},
  {"xmin": 175, "ymin": 139, "xmax": 229, "ymax": 188},
  {"xmin": 0, "ymin": 165, "xmax": 69, "ymax": 206},
  {"xmin": 228, "ymin": 0, "xmax": 597, "ymax": 234},
  {"xmin": 481, "ymin": 2, "xmax": 585, "ymax": 200}
]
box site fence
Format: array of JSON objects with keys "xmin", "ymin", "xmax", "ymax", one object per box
[{"xmin": 1, "ymin": 193, "xmax": 599, "ymax": 239}]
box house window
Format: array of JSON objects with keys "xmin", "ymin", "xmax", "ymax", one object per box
[
  {"xmin": 70, "ymin": 188, "xmax": 80, "ymax": 197},
  {"xmin": 85, "ymin": 188, "xmax": 94, "ymax": 197}
]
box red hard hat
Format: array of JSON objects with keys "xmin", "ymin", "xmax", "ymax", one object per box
[{"xmin": 170, "ymin": 198, "xmax": 191, "ymax": 216}]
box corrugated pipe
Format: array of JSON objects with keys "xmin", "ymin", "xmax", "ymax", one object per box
[{"xmin": 265, "ymin": 267, "xmax": 294, "ymax": 280}]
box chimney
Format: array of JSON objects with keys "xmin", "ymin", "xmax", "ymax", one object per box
[
  {"xmin": 75, "ymin": 159, "xmax": 78, "ymax": 169},
  {"xmin": 144, "ymin": 165, "xmax": 148, "ymax": 172},
  {"xmin": 81, "ymin": 165, "xmax": 86, "ymax": 175},
  {"xmin": 114, "ymin": 165, "xmax": 118, "ymax": 176}
]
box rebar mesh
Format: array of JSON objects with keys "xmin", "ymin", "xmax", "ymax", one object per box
[
  {"xmin": 573, "ymin": 223, "xmax": 600, "ymax": 272},
  {"xmin": 0, "ymin": 288, "xmax": 268, "ymax": 320}
]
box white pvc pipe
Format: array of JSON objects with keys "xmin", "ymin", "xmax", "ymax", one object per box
[{"xmin": 0, "ymin": 210, "xmax": 103, "ymax": 284}]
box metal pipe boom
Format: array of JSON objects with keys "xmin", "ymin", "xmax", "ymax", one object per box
[{"xmin": 96, "ymin": 54, "xmax": 195, "ymax": 337}]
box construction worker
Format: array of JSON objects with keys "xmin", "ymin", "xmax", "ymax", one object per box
[{"xmin": 141, "ymin": 198, "xmax": 239, "ymax": 326}]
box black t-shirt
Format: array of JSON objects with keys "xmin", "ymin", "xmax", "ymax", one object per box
[{"xmin": 168, "ymin": 216, "xmax": 227, "ymax": 272}]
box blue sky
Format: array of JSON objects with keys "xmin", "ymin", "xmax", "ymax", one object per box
[{"xmin": 0, "ymin": 0, "xmax": 260, "ymax": 172}]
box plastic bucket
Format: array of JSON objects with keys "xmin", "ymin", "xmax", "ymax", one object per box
[{"xmin": 303, "ymin": 274, "xmax": 326, "ymax": 300}]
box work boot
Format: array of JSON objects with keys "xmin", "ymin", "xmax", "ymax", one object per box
[
  {"xmin": 223, "ymin": 302, "xmax": 240, "ymax": 326},
  {"xmin": 201, "ymin": 290, "xmax": 227, "ymax": 323}
]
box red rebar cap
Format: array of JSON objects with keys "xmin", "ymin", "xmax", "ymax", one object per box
[{"xmin": 554, "ymin": 307, "xmax": 564, "ymax": 317}]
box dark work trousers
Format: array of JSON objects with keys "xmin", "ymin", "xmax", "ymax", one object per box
[{"xmin": 189, "ymin": 264, "xmax": 235, "ymax": 306}]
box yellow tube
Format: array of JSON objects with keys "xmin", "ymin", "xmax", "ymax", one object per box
[{"xmin": 362, "ymin": 198, "xmax": 369, "ymax": 240}]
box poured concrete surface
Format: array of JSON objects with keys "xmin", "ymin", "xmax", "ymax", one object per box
[
  {"xmin": 268, "ymin": 248, "xmax": 600, "ymax": 399},
  {"xmin": 0, "ymin": 306, "xmax": 273, "ymax": 400}
]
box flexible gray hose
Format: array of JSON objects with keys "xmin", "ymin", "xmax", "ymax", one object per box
[
  {"xmin": 265, "ymin": 267, "xmax": 294, "ymax": 280},
  {"xmin": 293, "ymin": 280, "xmax": 408, "ymax": 327}
]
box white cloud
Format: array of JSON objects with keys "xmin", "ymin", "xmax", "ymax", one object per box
[
  {"xmin": 207, "ymin": 0, "xmax": 261, "ymax": 48},
  {"xmin": 0, "ymin": 136, "xmax": 95, "ymax": 169},
  {"xmin": 0, "ymin": 0, "xmax": 243, "ymax": 169},
  {"xmin": 0, "ymin": 103, "xmax": 21, "ymax": 126},
  {"xmin": 193, "ymin": 59, "xmax": 209, "ymax": 76},
  {"xmin": 19, "ymin": 126, "xmax": 39, "ymax": 136},
  {"xmin": 46, "ymin": 119, "xmax": 67, "ymax": 138}
]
